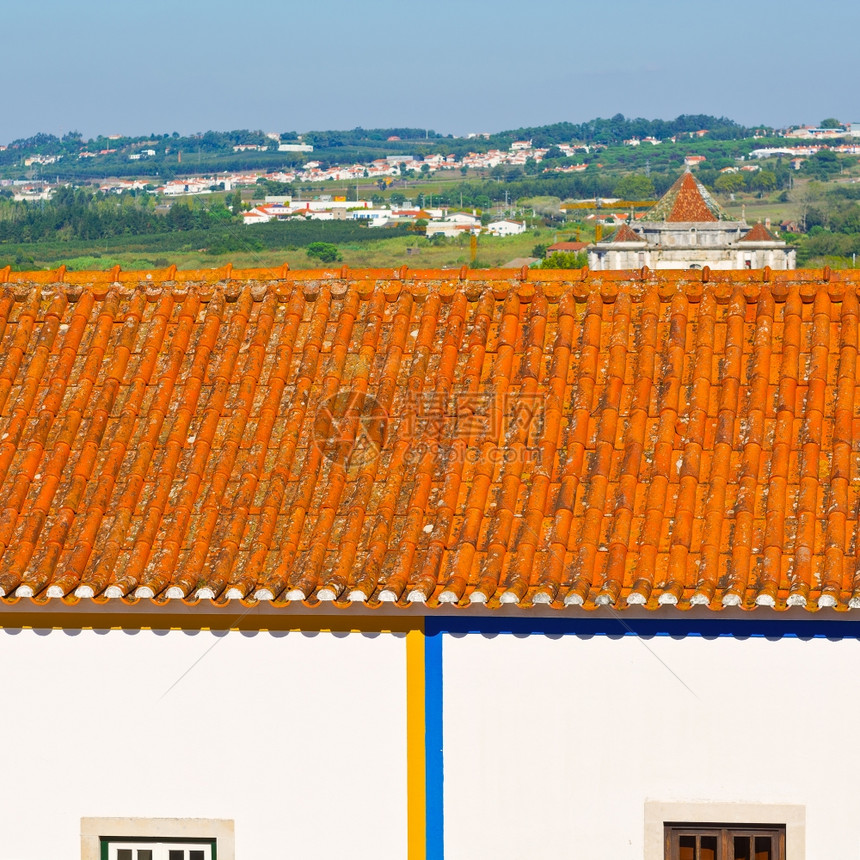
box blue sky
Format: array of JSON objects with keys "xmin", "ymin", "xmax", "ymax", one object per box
[{"xmin": 3, "ymin": 0, "xmax": 858, "ymax": 142}]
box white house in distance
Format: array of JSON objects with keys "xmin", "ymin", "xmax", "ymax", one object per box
[
  {"xmin": 347, "ymin": 207, "xmax": 394, "ymax": 225},
  {"xmin": 241, "ymin": 203, "xmax": 294, "ymax": 224},
  {"xmin": 425, "ymin": 210, "xmax": 481, "ymax": 238},
  {"xmin": 159, "ymin": 179, "xmax": 212, "ymax": 196},
  {"xmin": 242, "ymin": 199, "xmax": 374, "ymax": 225},
  {"xmin": 241, "ymin": 206, "xmax": 272, "ymax": 225},
  {"xmin": 2, "ymin": 264, "xmax": 860, "ymax": 860},
  {"xmin": 486, "ymin": 218, "xmax": 526, "ymax": 236}
]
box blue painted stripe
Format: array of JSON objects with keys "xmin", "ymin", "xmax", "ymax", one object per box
[
  {"xmin": 431, "ymin": 615, "xmax": 860, "ymax": 639},
  {"xmin": 425, "ymin": 620, "xmax": 444, "ymax": 860}
]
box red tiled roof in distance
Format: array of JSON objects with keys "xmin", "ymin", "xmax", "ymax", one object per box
[
  {"xmin": 609, "ymin": 224, "xmax": 643, "ymax": 242},
  {"xmin": 644, "ymin": 171, "xmax": 728, "ymax": 223},
  {"xmin": 0, "ymin": 266, "xmax": 858, "ymax": 613},
  {"xmin": 667, "ymin": 172, "xmax": 718, "ymax": 221},
  {"xmin": 740, "ymin": 222, "xmax": 778, "ymax": 242},
  {"xmin": 547, "ymin": 242, "xmax": 588, "ymax": 253}
]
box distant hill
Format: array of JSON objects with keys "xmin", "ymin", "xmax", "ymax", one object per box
[{"xmin": 0, "ymin": 115, "xmax": 763, "ymax": 182}]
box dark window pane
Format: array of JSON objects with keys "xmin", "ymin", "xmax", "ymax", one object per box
[
  {"xmin": 137, "ymin": 852, "xmax": 153, "ymax": 860},
  {"xmin": 701, "ymin": 835, "xmax": 718, "ymax": 860},
  {"xmin": 118, "ymin": 851, "xmax": 132, "ymax": 860},
  {"xmin": 679, "ymin": 835, "xmax": 696, "ymax": 860},
  {"xmin": 169, "ymin": 852, "xmax": 184, "ymax": 860},
  {"xmin": 190, "ymin": 852, "xmax": 204, "ymax": 860},
  {"xmin": 734, "ymin": 835, "xmax": 751, "ymax": 860},
  {"xmin": 754, "ymin": 836, "xmax": 772, "ymax": 860}
]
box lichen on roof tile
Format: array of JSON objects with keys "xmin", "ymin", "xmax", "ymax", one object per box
[{"xmin": 0, "ymin": 266, "xmax": 857, "ymax": 612}]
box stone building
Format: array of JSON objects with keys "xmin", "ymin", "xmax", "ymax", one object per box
[{"xmin": 588, "ymin": 170, "xmax": 796, "ymax": 270}]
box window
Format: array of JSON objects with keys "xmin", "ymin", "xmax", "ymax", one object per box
[
  {"xmin": 82, "ymin": 819, "xmax": 233, "ymax": 860},
  {"xmin": 665, "ymin": 823, "xmax": 786, "ymax": 860},
  {"xmin": 103, "ymin": 839, "xmax": 215, "ymax": 860},
  {"xmin": 645, "ymin": 804, "xmax": 802, "ymax": 860}
]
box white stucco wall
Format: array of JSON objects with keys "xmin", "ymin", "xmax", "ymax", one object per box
[
  {"xmin": 443, "ymin": 632, "xmax": 860, "ymax": 859},
  {"xmin": 0, "ymin": 628, "xmax": 407, "ymax": 860}
]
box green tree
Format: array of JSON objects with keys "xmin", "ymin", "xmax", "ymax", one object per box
[
  {"xmin": 390, "ymin": 192, "xmax": 406, "ymax": 206},
  {"xmin": 749, "ymin": 170, "xmax": 776, "ymax": 196},
  {"xmin": 536, "ymin": 250, "xmax": 587, "ymax": 269},
  {"xmin": 612, "ymin": 174, "xmax": 656, "ymax": 200},
  {"xmin": 791, "ymin": 181, "xmax": 825, "ymax": 232},
  {"xmin": 820, "ymin": 118, "xmax": 842, "ymax": 129},
  {"xmin": 306, "ymin": 242, "xmax": 341, "ymax": 264},
  {"xmin": 714, "ymin": 172, "xmax": 746, "ymax": 194},
  {"xmin": 803, "ymin": 149, "xmax": 841, "ymax": 179},
  {"xmin": 255, "ymin": 178, "xmax": 294, "ymax": 197}
]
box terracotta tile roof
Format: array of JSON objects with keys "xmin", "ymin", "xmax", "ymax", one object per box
[
  {"xmin": 609, "ymin": 224, "xmax": 643, "ymax": 243},
  {"xmin": 740, "ymin": 222, "xmax": 778, "ymax": 242},
  {"xmin": 547, "ymin": 242, "xmax": 588, "ymax": 253},
  {"xmin": 643, "ymin": 171, "xmax": 728, "ymax": 223},
  {"xmin": 0, "ymin": 264, "xmax": 859, "ymax": 612}
]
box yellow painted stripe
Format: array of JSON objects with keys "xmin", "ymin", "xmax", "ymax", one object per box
[{"xmin": 406, "ymin": 624, "xmax": 426, "ymax": 860}]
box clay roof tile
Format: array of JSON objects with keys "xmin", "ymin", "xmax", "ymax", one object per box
[
  {"xmin": 547, "ymin": 242, "xmax": 588, "ymax": 252},
  {"xmin": 0, "ymin": 267, "xmax": 854, "ymax": 612},
  {"xmin": 609, "ymin": 224, "xmax": 642, "ymax": 242},
  {"xmin": 740, "ymin": 222, "xmax": 778, "ymax": 242}
]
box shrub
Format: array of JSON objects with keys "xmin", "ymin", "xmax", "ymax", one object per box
[
  {"xmin": 306, "ymin": 241, "xmax": 341, "ymax": 263},
  {"xmin": 535, "ymin": 251, "xmax": 587, "ymax": 269}
]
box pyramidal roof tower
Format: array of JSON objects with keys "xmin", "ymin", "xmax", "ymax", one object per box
[
  {"xmin": 739, "ymin": 221, "xmax": 779, "ymax": 242},
  {"xmin": 609, "ymin": 223, "xmax": 644, "ymax": 243},
  {"xmin": 643, "ymin": 170, "xmax": 730, "ymax": 222}
]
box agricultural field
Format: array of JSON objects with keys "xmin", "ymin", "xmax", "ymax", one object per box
[{"xmin": 0, "ymin": 225, "xmax": 554, "ymax": 273}]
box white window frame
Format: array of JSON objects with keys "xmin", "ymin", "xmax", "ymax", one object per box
[
  {"xmin": 81, "ymin": 818, "xmax": 234, "ymax": 860},
  {"xmin": 105, "ymin": 839, "xmax": 214, "ymax": 860}
]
